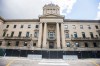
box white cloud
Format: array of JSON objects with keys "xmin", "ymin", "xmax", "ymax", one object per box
[
  {"xmin": 0, "ymin": 0, "xmax": 77, "ymax": 19},
  {"xmin": 96, "ymin": 11, "xmax": 100, "ymax": 20},
  {"xmin": 98, "ymin": 3, "xmax": 100, "ymax": 10},
  {"xmin": 96, "ymin": 2, "xmax": 100, "ymax": 20},
  {"xmin": 51, "ymin": 0, "xmax": 77, "ymax": 15}
]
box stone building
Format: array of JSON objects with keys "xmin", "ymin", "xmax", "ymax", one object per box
[{"xmin": 0, "ymin": 3, "xmax": 100, "ymax": 58}]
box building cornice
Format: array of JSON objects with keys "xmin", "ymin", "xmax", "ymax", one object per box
[
  {"xmin": 64, "ymin": 19, "xmax": 100, "ymax": 23},
  {"xmin": 4, "ymin": 19, "xmax": 39, "ymax": 22},
  {"xmin": 0, "ymin": 16, "xmax": 100, "ymax": 23}
]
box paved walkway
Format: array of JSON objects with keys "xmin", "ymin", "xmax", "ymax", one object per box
[{"xmin": 0, "ymin": 57, "xmax": 100, "ymax": 66}]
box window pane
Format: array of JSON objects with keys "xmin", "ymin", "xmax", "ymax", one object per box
[
  {"xmin": 82, "ymin": 32, "xmax": 86, "ymax": 38},
  {"xmin": 80, "ymin": 25, "xmax": 83, "ymax": 29},
  {"xmin": 24, "ymin": 42, "xmax": 27, "ymax": 46},
  {"xmin": 6, "ymin": 25, "xmax": 9, "ymax": 28},
  {"xmin": 66, "ymin": 34, "xmax": 69, "ymax": 38},
  {"xmin": 11, "ymin": 31, "xmax": 14, "ymax": 37},
  {"xmin": 3, "ymin": 31, "xmax": 6, "ymax": 37},
  {"xmin": 90, "ymin": 32, "xmax": 94, "ymax": 38},
  {"xmin": 26, "ymin": 32, "xmax": 29, "ymax": 37},
  {"xmin": 21, "ymin": 25, "xmax": 23, "ymax": 28},
  {"xmin": 88, "ymin": 25, "xmax": 91, "ymax": 29},
  {"xmin": 74, "ymin": 32, "xmax": 77, "ymax": 38},
  {"xmin": 65, "ymin": 25, "xmax": 68, "ymax": 29},
  {"xmin": 18, "ymin": 32, "xmax": 22, "ymax": 37},
  {"xmin": 85, "ymin": 43, "xmax": 88, "ymax": 47},
  {"xmin": 95, "ymin": 25, "xmax": 98, "ymax": 29},
  {"xmin": 33, "ymin": 43, "xmax": 36, "ymax": 46},
  {"xmin": 93, "ymin": 42, "xmax": 97, "ymax": 47},
  {"xmin": 34, "ymin": 32, "xmax": 38, "ymax": 38},
  {"xmin": 36, "ymin": 25, "xmax": 39, "ymax": 28},
  {"xmin": 0, "ymin": 41, "xmax": 2, "ymax": 46},
  {"xmin": 75, "ymin": 43, "xmax": 79, "ymax": 47},
  {"xmin": 14, "ymin": 25, "xmax": 16, "ymax": 28},
  {"xmin": 28, "ymin": 25, "xmax": 31, "ymax": 28},
  {"xmin": 7, "ymin": 42, "xmax": 11, "ymax": 46},
  {"xmin": 16, "ymin": 41, "xmax": 19, "ymax": 46},
  {"xmin": 72, "ymin": 25, "xmax": 76, "ymax": 29},
  {"xmin": 66, "ymin": 42, "xmax": 70, "ymax": 47}
]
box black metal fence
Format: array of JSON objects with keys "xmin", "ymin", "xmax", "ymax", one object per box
[{"xmin": 0, "ymin": 49, "xmax": 100, "ymax": 59}]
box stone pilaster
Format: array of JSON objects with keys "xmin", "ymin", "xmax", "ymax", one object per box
[
  {"xmin": 42, "ymin": 22, "xmax": 47, "ymax": 48},
  {"xmin": 56, "ymin": 23, "xmax": 61, "ymax": 49},
  {"xmin": 61, "ymin": 22, "xmax": 66, "ymax": 49},
  {"xmin": 37, "ymin": 22, "xmax": 43, "ymax": 48}
]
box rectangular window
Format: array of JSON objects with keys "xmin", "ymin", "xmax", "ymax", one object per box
[
  {"xmin": 88, "ymin": 25, "xmax": 91, "ymax": 29},
  {"xmin": 80, "ymin": 25, "xmax": 83, "ymax": 29},
  {"xmin": 65, "ymin": 25, "xmax": 68, "ymax": 29},
  {"xmin": 33, "ymin": 43, "xmax": 36, "ymax": 46},
  {"xmin": 99, "ymin": 33, "xmax": 100, "ymax": 37},
  {"xmin": 95, "ymin": 25, "xmax": 98, "ymax": 29},
  {"xmin": 65, "ymin": 33, "xmax": 69, "ymax": 38},
  {"xmin": 18, "ymin": 32, "xmax": 22, "ymax": 37},
  {"xmin": 0, "ymin": 41, "xmax": 2, "ymax": 46},
  {"xmin": 74, "ymin": 32, "xmax": 77, "ymax": 38},
  {"xmin": 14, "ymin": 25, "xmax": 16, "ymax": 28},
  {"xmin": 28, "ymin": 25, "xmax": 31, "ymax": 28},
  {"xmin": 93, "ymin": 42, "xmax": 97, "ymax": 47},
  {"xmin": 11, "ymin": 31, "xmax": 14, "ymax": 37},
  {"xmin": 66, "ymin": 42, "xmax": 70, "ymax": 47},
  {"xmin": 36, "ymin": 25, "xmax": 39, "ymax": 28},
  {"xmin": 90, "ymin": 32, "xmax": 94, "ymax": 38},
  {"xmin": 26, "ymin": 32, "xmax": 30, "ymax": 37},
  {"xmin": 21, "ymin": 25, "xmax": 23, "ymax": 28},
  {"xmin": 16, "ymin": 41, "xmax": 19, "ymax": 46},
  {"xmin": 3, "ymin": 31, "xmax": 6, "ymax": 37},
  {"xmin": 82, "ymin": 32, "xmax": 86, "ymax": 38},
  {"xmin": 24, "ymin": 42, "xmax": 27, "ymax": 46},
  {"xmin": 48, "ymin": 32, "xmax": 55, "ymax": 38},
  {"xmin": 72, "ymin": 25, "xmax": 76, "ymax": 29},
  {"xmin": 85, "ymin": 43, "xmax": 88, "ymax": 47},
  {"xmin": 75, "ymin": 42, "xmax": 79, "ymax": 47},
  {"xmin": 34, "ymin": 31, "xmax": 38, "ymax": 38},
  {"xmin": 7, "ymin": 42, "xmax": 10, "ymax": 46},
  {"xmin": 6, "ymin": 25, "xmax": 9, "ymax": 28}
]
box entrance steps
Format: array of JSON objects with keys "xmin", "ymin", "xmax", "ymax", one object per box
[{"xmin": 38, "ymin": 59, "xmax": 69, "ymax": 65}]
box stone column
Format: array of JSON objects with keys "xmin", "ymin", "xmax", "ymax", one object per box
[
  {"xmin": 37, "ymin": 22, "xmax": 43, "ymax": 48},
  {"xmin": 42, "ymin": 22, "xmax": 47, "ymax": 48},
  {"xmin": 56, "ymin": 23, "xmax": 61, "ymax": 49},
  {"xmin": 61, "ymin": 22, "xmax": 66, "ymax": 49}
]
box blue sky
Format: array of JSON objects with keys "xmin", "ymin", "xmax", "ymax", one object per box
[{"xmin": 0, "ymin": 0, "xmax": 100, "ymax": 20}]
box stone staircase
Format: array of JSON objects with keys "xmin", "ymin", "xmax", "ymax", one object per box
[{"xmin": 38, "ymin": 59, "xmax": 69, "ymax": 65}]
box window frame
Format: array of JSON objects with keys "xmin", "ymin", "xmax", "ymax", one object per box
[
  {"xmin": 13, "ymin": 25, "xmax": 16, "ymax": 28},
  {"xmin": 20, "ymin": 25, "xmax": 23, "ymax": 28},
  {"xmin": 6, "ymin": 25, "xmax": 9, "ymax": 28},
  {"xmin": 66, "ymin": 42, "xmax": 70, "ymax": 47},
  {"xmin": 80, "ymin": 25, "xmax": 83, "ymax": 29},
  {"xmin": 35, "ymin": 25, "xmax": 39, "ymax": 28}
]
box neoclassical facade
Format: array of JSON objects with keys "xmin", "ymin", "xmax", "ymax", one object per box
[{"xmin": 0, "ymin": 3, "xmax": 100, "ymax": 58}]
